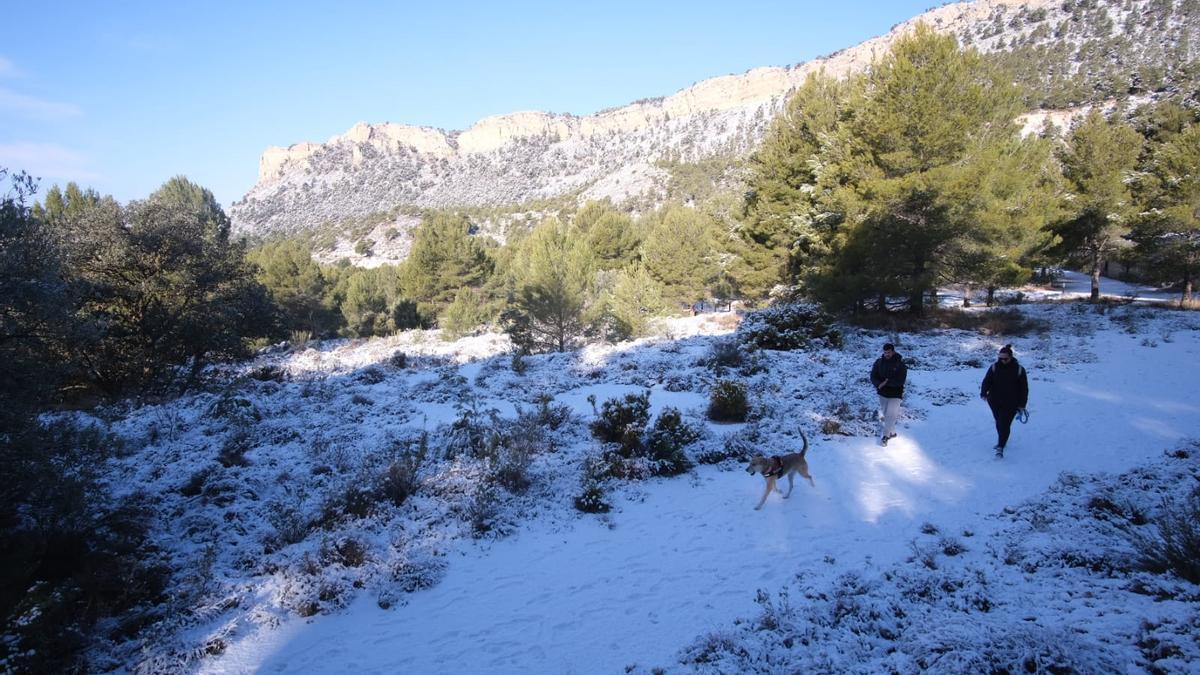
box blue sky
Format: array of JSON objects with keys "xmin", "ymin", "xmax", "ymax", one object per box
[{"xmin": 2, "ymin": 1, "xmax": 935, "ymax": 208}]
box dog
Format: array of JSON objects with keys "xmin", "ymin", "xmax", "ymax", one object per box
[{"xmin": 745, "ymin": 427, "xmax": 813, "ymax": 510}]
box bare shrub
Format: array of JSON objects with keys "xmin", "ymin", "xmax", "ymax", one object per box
[
  {"xmin": 466, "ymin": 482, "xmax": 511, "ymax": 538},
  {"xmin": 357, "ymin": 367, "xmax": 385, "ymax": 384},
  {"xmin": 216, "ymin": 429, "xmax": 253, "ymax": 467},
  {"xmin": 492, "ymin": 436, "xmax": 534, "ymax": 493},
  {"xmin": 266, "ymin": 496, "xmax": 310, "ymax": 547},
  {"xmin": 1134, "ymin": 485, "xmax": 1200, "ymax": 583},
  {"xmin": 527, "ymin": 392, "xmax": 573, "ymax": 431},
  {"xmin": 705, "ymin": 338, "xmax": 744, "ymax": 372},
  {"xmin": 444, "ymin": 399, "xmax": 502, "ymax": 459},
  {"xmin": 319, "ymin": 536, "xmax": 369, "ymax": 568},
  {"xmin": 379, "ymin": 439, "xmax": 424, "ymax": 507},
  {"xmin": 939, "ymin": 537, "xmax": 967, "ymax": 556}
]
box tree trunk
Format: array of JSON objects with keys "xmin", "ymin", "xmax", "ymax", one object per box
[
  {"xmin": 909, "ymin": 256, "xmax": 926, "ymax": 314},
  {"xmin": 1090, "ymin": 250, "xmax": 1102, "ymax": 303},
  {"xmin": 987, "ymin": 286, "xmax": 997, "ymax": 307},
  {"xmin": 962, "ymin": 284, "xmax": 972, "ymax": 308},
  {"xmin": 929, "ymin": 287, "xmax": 940, "ymax": 308}
]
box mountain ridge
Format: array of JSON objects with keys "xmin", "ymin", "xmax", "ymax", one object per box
[{"xmin": 231, "ymin": 0, "xmax": 1196, "ymax": 239}]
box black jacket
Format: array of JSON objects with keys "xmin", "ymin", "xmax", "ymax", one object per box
[
  {"xmin": 981, "ymin": 358, "xmax": 1028, "ymax": 409},
  {"xmin": 870, "ymin": 353, "xmax": 907, "ymax": 399}
]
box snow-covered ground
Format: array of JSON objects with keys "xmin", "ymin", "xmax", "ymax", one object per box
[
  {"xmin": 78, "ymin": 290, "xmax": 1200, "ymax": 673},
  {"xmin": 1044, "ymin": 269, "xmax": 1181, "ymax": 303}
]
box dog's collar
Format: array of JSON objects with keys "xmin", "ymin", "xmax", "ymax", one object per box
[{"xmin": 764, "ymin": 456, "xmax": 784, "ymax": 478}]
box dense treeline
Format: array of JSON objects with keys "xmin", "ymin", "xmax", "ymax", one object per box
[
  {"xmin": 741, "ymin": 25, "xmax": 1200, "ymax": 311},
  {"xmin": 1, "ymin": 173, "xmax": 272, "ymax": 671},
  {"xmin": 244, "ymin": 28, "xmax": 1200, "ymax": 349}
]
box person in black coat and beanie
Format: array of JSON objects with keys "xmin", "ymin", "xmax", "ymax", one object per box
[
  {"xmin": 980, "ymin": 344, "xmax": 1029, "ymax": 458},
  {"xmin": 870, "ymin": 343, "xmax": 907, "ymax": 446}
]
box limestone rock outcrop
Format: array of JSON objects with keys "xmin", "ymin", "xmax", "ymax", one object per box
[{"xmin": 231, "ymin": 0, "xmax": 1196, "ymax": 237}]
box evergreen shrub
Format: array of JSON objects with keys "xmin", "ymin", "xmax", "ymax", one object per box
[
  {"xmin": 645, "ymin": 407, "xmax": 700, "ymax": 476},
  {"xmin": 737, "ymin": 302, "xmax": 842, "ymax": 351},
  {"xmin": 589, "ymin": 391, "xmax": 651, "ymax": 447},
  {"xmin": 707, "ymin": 380, "xmax": 749, "ymax": 422}
]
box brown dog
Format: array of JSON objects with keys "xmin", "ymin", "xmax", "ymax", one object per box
[{"xmin": 745, "ymin": 428, "xmax": 813, "ymax": 510}]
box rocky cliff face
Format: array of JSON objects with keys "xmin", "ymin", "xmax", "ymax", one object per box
[{"xmin": 231, "ymin": 0, "xmax": 1199, "ymax": 237}]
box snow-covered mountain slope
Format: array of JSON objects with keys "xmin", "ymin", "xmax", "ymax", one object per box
[{"xmin": 230, "ymin": 0, "xmax": 1200, "ymax": 240}]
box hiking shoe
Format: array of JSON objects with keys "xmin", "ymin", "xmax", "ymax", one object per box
[
  {"xmin": 880, "ymin": 436, "xmax": 889, "ymax": 446},
  {"xmin": 889, "ymin": 432, "xmax": 898, "ymax": 439},
  {"xmin": 994, "ymin": 445, "xmax": 1004, "ymax": 458}
]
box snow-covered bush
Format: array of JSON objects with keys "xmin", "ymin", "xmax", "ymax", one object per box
[
  {"xmin": 357, "ymin": 366, "xmax": 386, "ymax": 384},
  {"xmin": 644, "ymin": 407, "xmax": 700, "ymax": 476},
  {"xmin": 574, "ymin": 455, "xmax": 612, "ymax": 514},
  {"xmin": 736, "ymin": 302, "xmax": 842, "ymax": 351},
  {"xmin": 589, "ymin": 391, "xmax": 651, "ymax": 447},
  {"xmin": 694, "ymin": 421, "xmax": 761, "ymax": 465},
  {"xmin": 443, "ymin": 399, "xmax": 503, "ymax": 459},
  {"xmin": 379, "ymin": 439, "xmax": 425, "ymax": 507},
  {"xmin": 1134, "ymin": 483, "xmax": 1200, "ymax": 583},
  {"xmin": 216, "ymin": 428, "xmax": 253, "ymax": 467},
  {"xmin": 707, "ymin": 379, "xmax": 748, "ymax": 422},
  {"xmin": 388, "ymin": 350, "xmax": 407, "ymax": 369},
  {"xmin": 704, "ymin": 337, "xmax": 744, "ymax": 372},
  {"xmin": 205, "ymin": 392, "xmax": 261, "ymax": 426}
]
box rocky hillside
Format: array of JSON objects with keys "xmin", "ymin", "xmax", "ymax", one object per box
[{"xmin": 230, "ymin": 0, "xmax": 1200, "ymax": 239}]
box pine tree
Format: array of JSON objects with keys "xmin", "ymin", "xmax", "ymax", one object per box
[
  {"xmin": 739, "ymin": 72, "xmax": 850, "ymax": 297},
  {"xmin": 941, "ymin": 135, "xmax": 1062, "ymax": 305},
  {"xmin": 440, "ymin": 287, "xmax": 490, "ymax": 339},
  {"xmin": 786, "ymin": 24, "xmax": 1041, "ymax": 313},
  {"xmin": 827, "ymin": 24, "xmax": 1027, "ymax": 312},
  {"xmin": 639, "ymin": 204, "xmax": 721, "ymax": 307},
  {"xmin": 597, "ymin": 265, "xmax": 667, "ymax": 340},
  {"xmin": 50, "ymin": 177, "xmax": 273, "ymax": 392},
  {"xmin": 1051, "ymin": 110, "xmax": 1143, "ymax": 302},
  {"xmin": 248, "ymin": 239, "xmax": 339, "ymax": 335},
  {"xmin": 1133, "ymin": 122, "xmax": 1200, "ymax": 304},
  {"xmin": 503, "ymin": 217, "xmax": 592, "ymax": 353},
  {"xmin": 0, "ymin": 169, "xmax": 70, "ymax": 420},
  {"xmin": 401, "ymin": 212, "xmax": 492, "ymax": 315}
]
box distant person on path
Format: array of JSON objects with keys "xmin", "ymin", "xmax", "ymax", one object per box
[
  {"xmin": 870, "ymin": 343, "xmax": 907, "ymax": 446},
  {"xmin": 980, "ymin": 344, "xmax": 1029, "ymax": 458}
]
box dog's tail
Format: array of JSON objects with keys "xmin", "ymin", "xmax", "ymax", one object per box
[{"xmin": 798, "ymin": 425, "xmax": 809, "ymax": 457}]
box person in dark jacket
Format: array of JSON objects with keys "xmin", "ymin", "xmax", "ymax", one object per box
[
  {"xmin": 980, "ymin": 344, "xmax": 1029, "ymax": 458},
  {"xmin": 870, "ymin": 343, "xmax": 907, "ymax": 446}
]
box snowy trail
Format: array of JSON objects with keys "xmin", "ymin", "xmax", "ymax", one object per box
[{"xmin": 205, "ymin": 321, "xmax": 1200, "ymax": 674}]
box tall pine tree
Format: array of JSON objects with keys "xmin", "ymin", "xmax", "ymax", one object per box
[
  {"xmin": 1133, "ymin": 121, "xmax": 1200, "ymax": 304},
  {"xmin": 503, "ymin": 217, "xmax": 592, "ymax": 353},
  {"xmin": 401, "ymin": 212, "xmax": 492, "ymax": 316},
  {"xmin": 1052, "ymin": 110, "xmax": 1143, "ymax": 302}
]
